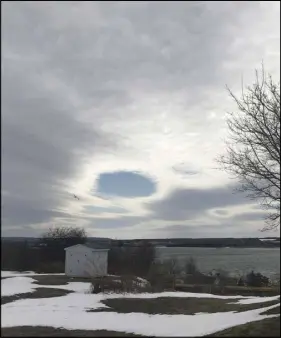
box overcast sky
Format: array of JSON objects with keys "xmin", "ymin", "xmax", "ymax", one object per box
[{"xmin": 2, "ymin": 1, "xmax": 280, "ymax": 239}]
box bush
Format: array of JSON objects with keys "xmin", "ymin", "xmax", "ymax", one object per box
[
  {"xmin": 147, "ymin": 258, "xmax": 240, "ymax": 288},
  {"xmin": 147, "ymin": 259, "xmax": 182, "ymax": 291},
  {"xmin": 89, "ymin": 275, "xmax": 151, "ymax": 294},
  {"xmin": 147, "ymin": 257, "xmax": 213, "ymax": 290},
  {"xmin": 40, "ymin": 226, "xmax": 87, "ymax": 264},
  {"xmin": 269, "ymin": 273, "xmax": 280, "ymax": 286},
  {"xmin": 108, "ymin": 244, "xmax": 155, "ymax": 277},
  {"xmin": 35, "ymin": 261, "xmax": 65, "ymax": 273},
  {"xmin": 184, "ymin": 257, "xmax": 198, "ymax": 275},
  {"xmin": 245, "ymin": 271, "xmax": 270, "ymax": 287}
]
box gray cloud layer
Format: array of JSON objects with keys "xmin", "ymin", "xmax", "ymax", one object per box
[
  {"xmin": 146, "ymin": 185, "xmax": 250, "ymax": 221},
  {"xmin": 2, "ymin": 1, "xmax": 279, "ymax": 237}
]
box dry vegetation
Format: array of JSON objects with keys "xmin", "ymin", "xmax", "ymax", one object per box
[
  {"xmin": 1, "ymin": 288, "xmax": 72, "ymax": 305},
  {"xmin": 88, "ymin": 297, "xmax": 280, "ymax": 315},
  {"xmin": 1, "ymin": 327, "xmax": 145, "ymax": 337}
]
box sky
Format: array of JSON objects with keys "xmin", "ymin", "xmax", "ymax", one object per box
[{"xmin": 1, "ymin": 1, "xmax": 280, "ymax": 239}]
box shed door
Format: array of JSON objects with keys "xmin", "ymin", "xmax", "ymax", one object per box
[{"xmin": 70, "ymin": 251, "xmax": 87, "ymax": 276}]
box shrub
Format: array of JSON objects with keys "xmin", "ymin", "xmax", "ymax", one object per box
[
  {"xmin": 269, "ymin": 273, "xmax": 280, "ymax": 286},
  {"xmin": 245, "ymin": 271, "xmax": 270, "ymax": 287},
  {"xmin": 147, "ymin": 259, "xmax": 182, "ymax": 291},
  {"xmin": 89, "ymin": 275, "xmax": 151, "ymax": 294},
  {"xmin": 108, "ymin": 244, "xmax": 155, "ymax": 277},
  {"xmin": 35, "ymin": 261, "xmax": 65, "ymax": 273},
  {"xmin": 147, "ymin": 257, "xmax": 214, "ymax": 290},
  {"xmin": 184, "ymin": 257, "xmax": 198, "ymax": 275}
]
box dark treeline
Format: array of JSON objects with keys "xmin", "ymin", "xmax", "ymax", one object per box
[
  {"xmin": 1, "ymin": 239, "xmax": 155, "ymax": 275},
  {"xmin": 1, "ymin": 241, "xmax": 37, "ymax": 272},
  {"xmin": 1, "ymin": 235, "xmax": 279, "ymax": 273},
  {"xmin": 1, "ymin": 240, "xmax": 66, "ymax": 272},
  {"xmin": 111, "ymin": 237, "xmax": 280, "ymax": 248}
]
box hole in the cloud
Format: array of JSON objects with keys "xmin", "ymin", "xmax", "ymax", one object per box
[{"xmin": 96, "ymin": 171, "xmax": 156, "ymax": 198}]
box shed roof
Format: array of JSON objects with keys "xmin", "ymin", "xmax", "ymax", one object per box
[
  {"xmin": 64, "ymin": 244, "xmax": 109, "ymax": 251},
  {"xmin": 84, "ymin": 243, "xmax": 110, "ymax": 250}
]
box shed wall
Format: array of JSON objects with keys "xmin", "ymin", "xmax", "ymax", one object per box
[{"xmin": 65, "ymin": 246, "xmax": 108, "ymax": 277}]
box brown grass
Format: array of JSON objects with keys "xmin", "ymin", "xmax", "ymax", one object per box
[
  {"xmin": 31, "ymin": 275, "xmax": 90, "ymax": 285},
  {"xmin": 261, "ymin": 305, "xmax": 280, "ymax": 315},
  {"xmin": 90, "ymin": 275, "xmax": 151, "ymax": 294},
  {"xmin": 87, "ymin": 297, "xmax": 280, "ymax": 315},
  {"xmin": 1, "ymin": 288, "xmax": 72, "ymax": 305},
  {"xmin": 1, "ymin": 327, "xmax": 145, "ymax": 337},
  {"xmin": 208, "ymin": 316, "xmax": 280, "ymax": 337},
  {"xmin": 175, "ymin": 284, "xmax": 280, "ymax": 297}
]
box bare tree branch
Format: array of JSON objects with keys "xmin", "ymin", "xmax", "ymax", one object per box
[
  {"xmin": 42, "ymin": 226, "xmax": 87, "ymax": 243},
  {"xmin": 218, "ymin": 67, "xmax": 280, "ymax": 230}
]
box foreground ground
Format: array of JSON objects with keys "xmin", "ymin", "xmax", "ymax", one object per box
[{"xmin": 1, "ymin": 271, "xmax": 280, "ymax": 337}]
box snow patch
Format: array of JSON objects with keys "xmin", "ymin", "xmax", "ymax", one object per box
[
  {"xmin": 2, "ymin": 296, "xmax": 279, "ymax": 336},
  {"xmin": 229, "ymin": 295, "xmax": 280, "ymax": 305},
  {"xmin": 1, "ymin": 277, "xmax": 37, "ymax": 297},
  {"xmin": 2, "ymin": 271, "xmax": 65, "ymax": 278}
]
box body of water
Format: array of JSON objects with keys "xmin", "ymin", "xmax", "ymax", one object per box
[{"xmin": 155, "ymin": 247, "xmax": 280, "ymax": 279}]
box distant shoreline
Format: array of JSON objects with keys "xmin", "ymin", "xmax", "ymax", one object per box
[
  {"xmin": 157, "ymin": 245, "xmax": 280, "ymax": 249},
  {"xmin": 1, "ymin": 236, "xmax": 280, "ymax": 249}
]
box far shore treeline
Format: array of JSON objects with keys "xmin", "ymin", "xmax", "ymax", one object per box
[{"xmin": 1, "ymin": 236, "xmax": 279, "ymax": 274}]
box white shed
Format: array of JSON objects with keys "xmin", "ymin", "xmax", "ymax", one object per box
[{"xmin": 64, "ymin": 244, "xmax": 109, "ymax": 278}]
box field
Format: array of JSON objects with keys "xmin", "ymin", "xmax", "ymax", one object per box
[{"xmin": 1, "ymin": 271, "xmax": 280, "ymax": 337}]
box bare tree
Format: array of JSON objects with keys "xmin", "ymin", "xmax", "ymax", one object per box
[
  {"xmin": 41, "ymin": 226, "xmax": 87, "ymax": 263},
  {"xmin": 218, "ymin": 68, "xmax": 280, "ymax": 230},
  {"xmin": 42, "ymin": 226, "xmax": 87, "ymax": 241}
]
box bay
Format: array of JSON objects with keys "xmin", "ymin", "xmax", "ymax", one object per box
[{"xmin": 155, "ymin": 246, "xmax": 280, "ymax": 279}]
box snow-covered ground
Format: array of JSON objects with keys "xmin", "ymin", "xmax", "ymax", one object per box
[
  {"xmin": 2, "ymin": 277, "xmax": 38, "ymax": 297},
  {"xmin": 230, "ymin": 295, "xmax": 280, "ymax": 305},
  {"xmin": 259, "ymin": 238, "xmax": 280, "ymax": 242},
  {"xmin": 1, "ymin": 271, "xmax": 280, "ymax": 337},
  {"xmin": 1, "ymin": 271, "xmax": 65, "ymax": 278},
  {"xmin": 1, "ymin": 271, "xmax": 36, "ymax": 278}
]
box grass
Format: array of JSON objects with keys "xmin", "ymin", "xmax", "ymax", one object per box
[
  {"xmin": 1, "ymin": 327, "xmax": 145, "ymax": 337},
  {"xmin": 1, "ymin": 288, "xmax": 72, "ymax": 305},
  {"xmin": 175, "ymin": 284, "xmax": 280, "ymax": 297},
  {"xmin": 207, "ymin": 316, "xmax": 280, "ymax": 337},
  {"xmin": 87, "ymin": 297, "xmax": 280, "ymax": 315},
  {"xmin": 27, "ymin": 275, "xmax": 91, "ymax": 285},
  {"xmin": 261, "ymin": 305, "xmax": 280, "ymax": 315},
  {"xmin": 1, "ymin": 274, "xmax": 91, "ymax": 285}
]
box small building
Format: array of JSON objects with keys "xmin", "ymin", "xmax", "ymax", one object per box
[{"xmin": 64, "ymin": 244, "xmax": 109, "ymax": 278}]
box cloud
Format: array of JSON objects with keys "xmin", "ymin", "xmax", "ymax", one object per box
[
  {"xmin": 1, "ymin": 61, "xmax": 118, "ymax": 230},
  {"xmin": 149, "ymin": 222, "xmax": 264, "ymax": 239},
  {"xmin": 86, "ymin": 216, "xmax": 148, "ymax": 230},
  {"xmin": 230, "ymin": 211, "xmax": 269, "ymax": 222},
  {"xmin": 2, "ymin": 1, "xmax": 279, "ymax": 238},
  {"xmin": 146, "ymin": 184, "xmax": 250, "ymax": 221}
]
